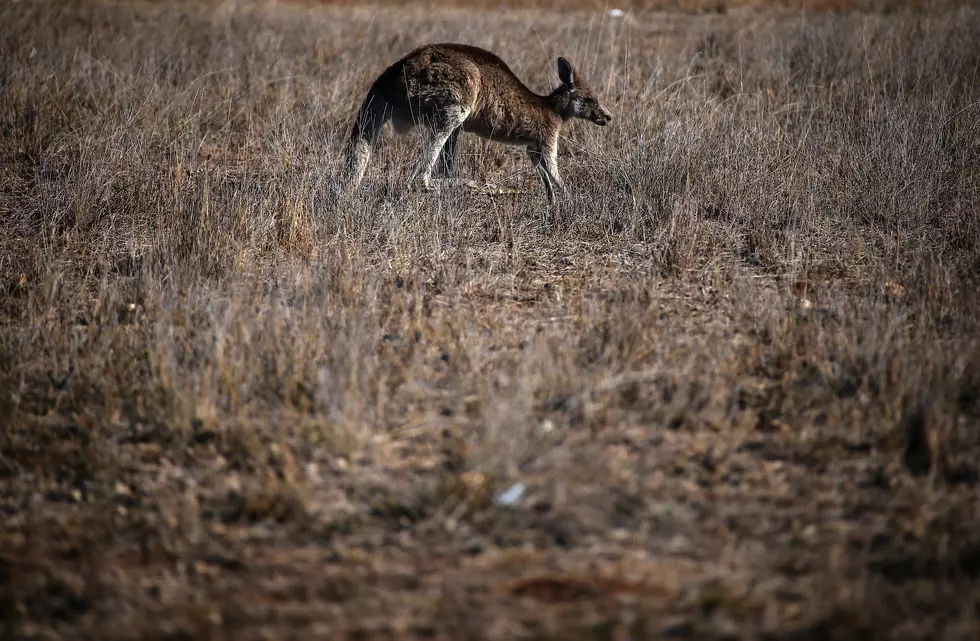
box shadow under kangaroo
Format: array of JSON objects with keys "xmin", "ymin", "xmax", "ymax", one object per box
[{"xmin": 340, "ymin": 43, "xmax": 613, "ymax": 205}]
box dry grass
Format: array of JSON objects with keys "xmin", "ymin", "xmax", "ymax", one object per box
[
  {"xmin": 303, "ymin": 0, "xmax": 969, "ymax": 13},
  {"xmin": 2, "ymin": 0, "xmax": 980, "ymax": 639}
]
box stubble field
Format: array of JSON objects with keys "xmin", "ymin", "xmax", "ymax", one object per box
[{"xmin": 1, "ymin": 0, "xmax": 979, "ymax": 639}]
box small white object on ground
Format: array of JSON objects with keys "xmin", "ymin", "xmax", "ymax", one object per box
[
  {"xmin": 609, "ymin": 9, "xmax": 625, "ymax": 17},
  {"xmin": 495, "ymin": 482, "xmax": 526, "ymax": 506}
]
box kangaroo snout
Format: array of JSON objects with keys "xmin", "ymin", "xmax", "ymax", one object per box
[{"xmin": 593, "ymin": 109, "xmax": 613, "ymax": 126}]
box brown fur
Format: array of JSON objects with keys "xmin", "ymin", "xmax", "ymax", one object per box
[{"xmin": 341, "ymin": 43, "xmax": 613, "ymax": 204}]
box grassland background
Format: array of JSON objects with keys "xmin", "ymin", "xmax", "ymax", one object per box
[{"xmin": 1, "ymin": 0, "xmax": 979, "ymax": 639}]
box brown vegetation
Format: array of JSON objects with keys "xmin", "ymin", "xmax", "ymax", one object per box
[
  {"xmin": 302, "ymin": 0, "xmax": 971, "ymax": 13},
  {"xmin": 1, "ymin": 0, "xmax": 979, "ymax": 639}
]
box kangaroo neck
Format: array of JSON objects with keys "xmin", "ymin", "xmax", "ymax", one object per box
[{"xmin": 546, "ymin": 87, "xmax": 574, "ymax": 122}]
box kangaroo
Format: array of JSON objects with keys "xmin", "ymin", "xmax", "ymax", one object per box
[{"xmin": 340, "ymin": 43, "xmax": 613, "ymax": 204}]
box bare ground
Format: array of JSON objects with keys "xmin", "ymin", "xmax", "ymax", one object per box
[{"xmin": 1, "ymin": 1, "xmax": 979, "ymax": 639}]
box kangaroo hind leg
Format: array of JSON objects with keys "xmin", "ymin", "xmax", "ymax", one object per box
[
  {"xmin": 342, "ymin": 98, "xmax": 389, "ymax": 191},
  {"xmin": 436, "ymin": 127, "xmax": 462, "ymax": 178},
  {"xmin": 412, "ymin": 106, "xmax": 470, "ymax": 190}
]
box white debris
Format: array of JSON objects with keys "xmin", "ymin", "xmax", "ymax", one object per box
[
  {"xmin": 495, "ymin": 482, "xmax": 526, "ymax": 507},
  {"xmin": 609, "ymin": 8, "xmax": 625, "ymax": 17}
]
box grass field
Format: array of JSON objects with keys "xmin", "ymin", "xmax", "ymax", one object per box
[{"xmin": 2, "ymin": 0, "xmax": 979, "ymax": 639}]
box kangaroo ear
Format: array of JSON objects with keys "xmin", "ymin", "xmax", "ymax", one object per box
[{"xmin": 557, "ymin": 57, "xmax": 575, "ymax": 86}]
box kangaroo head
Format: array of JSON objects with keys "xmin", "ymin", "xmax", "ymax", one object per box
[{"xmin": 555, "ymin": 57, "xmax": 613, "ymax": 126}]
